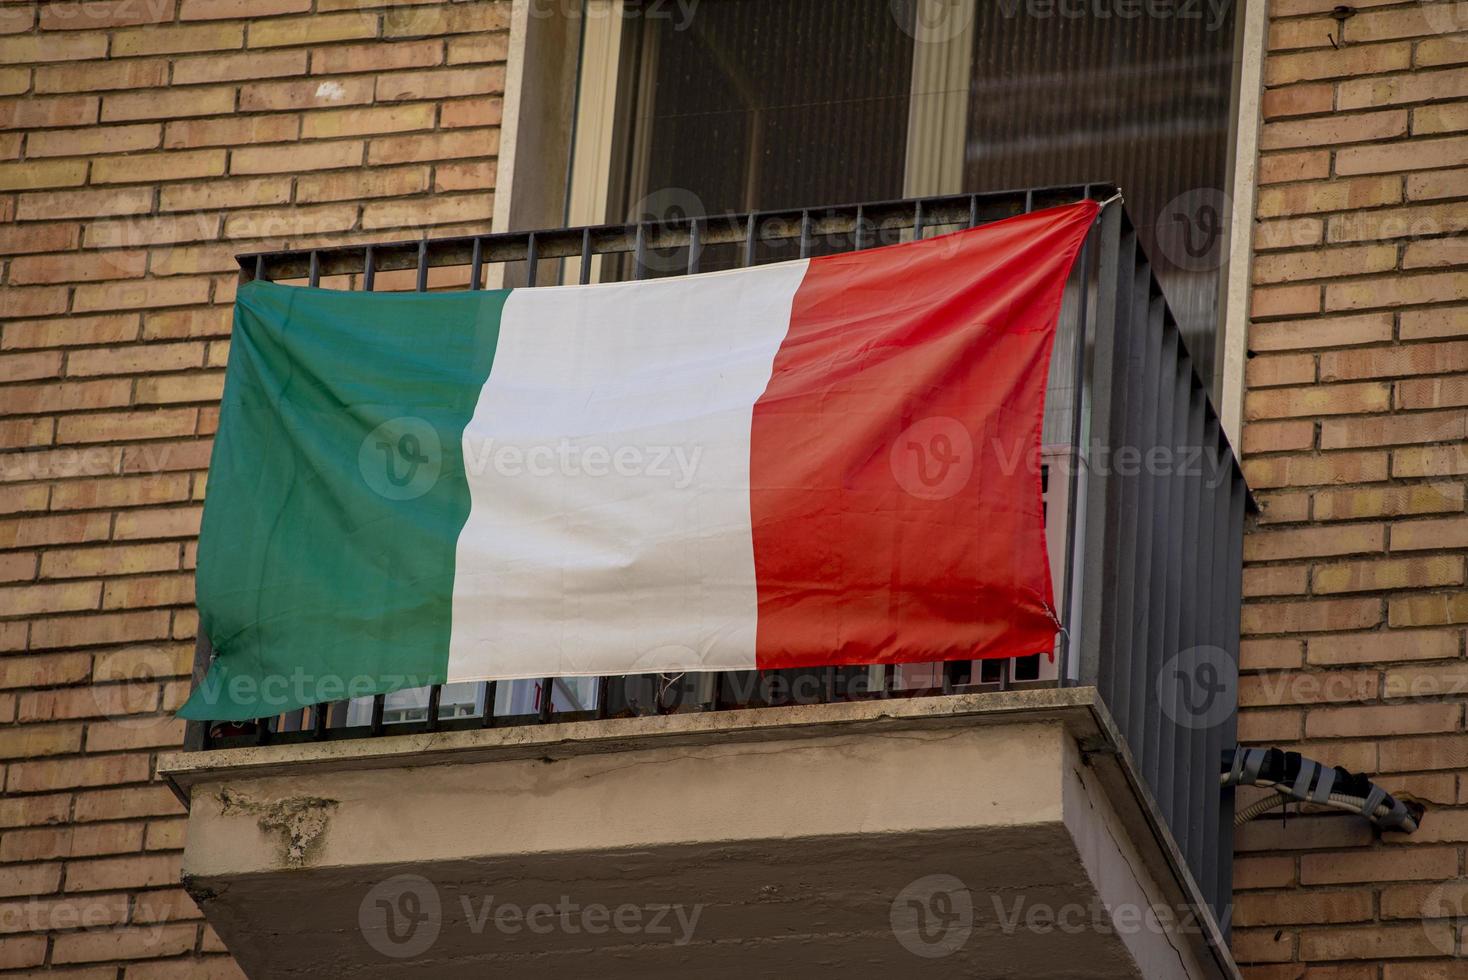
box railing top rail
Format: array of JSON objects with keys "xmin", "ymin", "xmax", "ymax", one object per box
[{"xmin": 236, "ymin": 183, "xmax": 1120, "ymax": 282}]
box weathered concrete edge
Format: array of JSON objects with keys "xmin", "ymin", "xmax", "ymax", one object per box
[
  {"xmin": 158, "ymin": 687, "xmax": 1103, "ymax": 794},
  {"xmin": 159, "ymin": 686, "xmax": 1238, "ymax": 979}
]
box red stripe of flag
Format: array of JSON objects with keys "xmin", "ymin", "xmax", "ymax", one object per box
[{"xmin": 749, "ymin": 200, "xmax": 1098, "ymax": 670}]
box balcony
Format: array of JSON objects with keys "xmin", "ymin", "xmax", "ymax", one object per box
[{"xmin": 160, "ymin": 185, "xmax": 1251, "ymax": 978}]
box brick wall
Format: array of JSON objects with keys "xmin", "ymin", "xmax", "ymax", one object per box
[
  {"xmin": 1236, "ymin": 0, "xmax": 1468, "ymax": 975},
  {"xmin": 0, "ymin": 0, "xmax": 506, "ymax": 974}
]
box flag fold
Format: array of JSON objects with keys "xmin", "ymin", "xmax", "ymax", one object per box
[{"xmin": 180, "ymin": 200, "xmax": 1097, "ymax": 720}]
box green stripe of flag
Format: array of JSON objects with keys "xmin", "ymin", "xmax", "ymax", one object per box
[{"xmin": 179, "ymin": 281, "xmax": 509, "ymax": 721}]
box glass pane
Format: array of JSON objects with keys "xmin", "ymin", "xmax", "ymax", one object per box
[
  {"xmin": 961, "ymin": 5, "xmax": 1236, "ymax": 383},
  {"xmin": 623, "ymin": 0, "xmax": 916, "ymax": 222},
  {"xmin": 618, "ymin": 0, "xmax": 1236, "ymax": 381}
]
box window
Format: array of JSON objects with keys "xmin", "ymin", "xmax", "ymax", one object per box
[{"xmin": 569, "ymin": 0, "xmax": 1239, "ymax": 382}]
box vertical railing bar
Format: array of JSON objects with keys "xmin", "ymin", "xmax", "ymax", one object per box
[
  {"xmin": 1157, "ymin": 350, "xmax": 1191, "ymax": 843},
  {"xmin": 538, "ymin": 676, "xmax": 555, "ymax": 722},
  {"xmin": 307, "ymin": 250, "xmax": 320, "ymax": 288},
  {"xmin": 595, "ymin": 677, "xmax": 611, "ymax": 719},
  {"xmin": 1111, "ymin": 255, "xmax": 1151, "ymax": 758},
  {"xmin": 1191, "ymin": 415, "xmax": 1224, "ymax": 903},
  {"xmin": 415, "ymin": 239, "xmax": 429, "ymax": 292},
  {"xmin": 526, "ymin": 231, "xmax": 539, "ymax": 287},
  {"xmin": 854, "ymin": 205, "xmax": 866, "ymax": 251},
  {"xmin": 1214, "ymin": 471, "xmax": 1246, "ymax": 928},
  {"xmin": 1176, "ymin": 383, "xmax": 1208, "ymax": 877},
  {"xmin": 1076, "ymin": 204, "xmax": 1128, "ymax": 689},
  {"xmin": 1024, "ymin": 190, "xmax": 1035, "ymax": 214},
  {"xmin": 688, "ymin": 218, "xmax": 702, "ymax": 274},
  {"xmin": 425, "ymin": 684, "xmax": 441, "ymax": 731},
  {"xmin": 634, "ymin": 223, "xmax": 648, "ymax": 280},
  {"xmin": 183, "ymin": 634, "xmax": 213, "ymax": 751},
  {"xmin": 312, "ymin": 702, "xmax": 328, "ymax": 740},
  {"xmin": 580, "ymin": 227, "xmax": 593, "ymax": 285},
  {"xmin": 1056, "ymin": 225, "xmax": 1094, "ymax": 688},
  {"xmin": 363, "ymin": 245, "xmax": 376, "ymax": 292},
  {"xmin": 824, "ymin": 666, "xmax": 837, "ymax": 703},
  {"xmin": 480, "ymin": 681, "xmax": 497, "ymax": 728},
  {"xmin": 914, "ymin": 199, "xmax": 925, "ymax": 240},
  {"xmin": 1102, "ymin": 232, "xmax": 1141, "ymax": 731},
  {"xmin": 370, "ymin": 693, "xmax": 385, "ymax": 735},
  {"xmin": 743, "ymin": 213, "xmax": 757, "ymax": 267},
  {"xmin": 1143, "ymin": 325, "xmax": 1181, "ymax": 792},
  {"xmin": 998, "ymin": 658, "xmax": 1010, "ymax": 692},
  {"xmin": 799, "ymin": 210, "xmax": 812, "ymax": 258},
  {"xmin": 469, "ymin": 238, "xmax": 483, "ymax": 291},
  {"xmin": 968, "ymin": 194, "xmax": 979, "ymax": 229},
  {"xmin": 254, "ymin": 254, "xmax": 265, "ymax": 282}
]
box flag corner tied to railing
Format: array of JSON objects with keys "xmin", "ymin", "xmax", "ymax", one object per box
[{"xmin": 180, "ymin": 199, "xmax": 1099, "ymax": 721}]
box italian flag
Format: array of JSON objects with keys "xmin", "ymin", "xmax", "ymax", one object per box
[{"xmin": 180, "ymin": 201, "xmax": 1096, "ymax": 721}]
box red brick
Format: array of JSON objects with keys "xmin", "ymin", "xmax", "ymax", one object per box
[
  {"xmin": 8, "ymin": 754, "xmax": 152, "ymax": 794},
  {"xmin": 231, "ymin": 141, "xmax": 364, "ymax": 175},
  {"xmin": 1300, "ymin": 845, "xmax": 1458, "ymax": 884},
  {"xmin": 1243, "ymin": 597, "xmax": 1384, "ymax": 635},
  {"xmin": 163, "ymin": 114, "xmax": 299, "ymax": 149},
  {"xmin": 1389, "ymin": 592, "xmax": 1468, "ymax": 627},
  {"xmin": 1243, "ymin": 420, "xmax": 1316, "ymax": 455},
  {"xmin": 33, "ymin": 59, "xmax": 168, "ymax": 94},
  {"xmin": 29, "ymin": 610, "xmax": 171, "ymax": 650},
  {"xmin": 1346, "ymin": 2, "xmax": 1468, "ymax": 42},
  {"xmin": 1314, "ymin": 555, "xmax": 1465, "ymax": 593},
  {"xmin": 1321, "ymin": 410, "xmax": 1467, "ymax": 449},
  {"xmin": 367, "ymin": 128, "xmax": 495, "ymax": 165},
  {"xmin": 238, "ymin": 76, "xmax": 374, "ymax": 113},
  {"xmin": 0, "ymin": 34, "xmax": 106, "ymax": 64},
  {"xmin": 72, "ymin": 785, "xmax": 183, "ymax": 823},
  {"xmin": 1299, "ymin": 923, "xmax": 1453, "ymax": 961},
  {"xmin": 248, "ymin": 9, "xmax": 378, "ymax": 46},
  {"xmin": 1338, "ymin": 136, "xmax": 1468, "ymax": 176},
  {"xmin": 310, "ymin": 39, "xmax": 443, "ymax": 74},
  {"xmin": 62, "ymin": 854, "xmax": 181, "ymax": 894},
  {"xmin": 181, "ymin": 0, "xmax": 309, "ymax": 17},
  {"xmin": 100, "ymin": 86, "xmax": 235, "ymax": 123},
  {"xmin": 1315, "ymin": 483, "xmax": 1466, "ymax": 521},
  {"xmin": 1332, "ymin": 271, "xmax": 1468, "ymax": 309},
  {"xmin": 1394, "ymin": 516, "xmax": 1468, "ymax": 552},
  {"xmin": 377, "ymin": 66, "xmax": 501, "ymax": 101},
  {"xmin": 110, "ymin": 22, "xmax": 242, "ymax": 57}
]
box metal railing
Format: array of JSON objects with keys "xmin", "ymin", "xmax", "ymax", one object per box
[{"xmin": 185, "ymin": 183, "xmax": 1251, "ymax": 925}]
